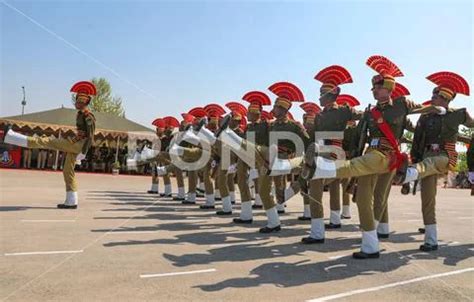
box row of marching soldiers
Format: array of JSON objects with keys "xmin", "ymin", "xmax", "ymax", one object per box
[
  {"xmin": 3, "ymin": 55, "xmax": 473, "ymax": 260},
  {"xmin": 136, "ymin": 55, "xmax": 474, "ymax": 260}
]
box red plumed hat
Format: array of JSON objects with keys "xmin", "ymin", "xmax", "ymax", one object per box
[{"xmin": 268, "ymin": 81, "xmax": 305, "ymax": 110}]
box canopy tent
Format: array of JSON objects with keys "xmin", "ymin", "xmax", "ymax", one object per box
[{"xmin": 0, "ymin": 107, "xmax": 154, "ymax": 145}]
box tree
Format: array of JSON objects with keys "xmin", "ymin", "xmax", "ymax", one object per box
[
  {"xmin": 455, "ymin": 126, "xmax": 473, "ymax": 172},
  {"xmin": 401, "ymin": 131, "xmax": 413, "ymax": 153},
  {"xmin": 72, "ymin": 77, "xmax": 125, "ymax": 117}
]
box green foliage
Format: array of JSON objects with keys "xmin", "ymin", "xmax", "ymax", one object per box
[{"xmin": 72, "ymin": 77, "xmax": 125, "ymax": 117}]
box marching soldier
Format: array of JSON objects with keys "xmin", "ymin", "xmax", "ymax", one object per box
[
  {"xmin": 217, "ymin": 82, "xmax": 309, "ymax": 233},
  {"xmin": 337, "ymin": 95, "xmax": 361, "ymax": 220},
  {"xmin": 159, "ymin": 116, "xmax": 181, "ymax": 198},
  {"xmin": 371, "ymin": 83, "xmax": 412, "ymax": 238},
  {"xmin": 298, "ymin": 56, "xmax": 441, "ymax": 258},
  {"xmin": 296, "ymin": 65, "xmax": 362, "ymax": 244},
  {"xmin": 299, "ymin": 102, "xmax": 321, "ymax": 221},
  {"xmin": 251, "ymin": 110, "xmax": 274, "ymax": 209},
  {"xmin": 200, "ymin": 104, "xmax": 226, "ymax": 209},
  {"xmin": 234, "ymin": 91, "xmax": 271, "ymax": 223},
  {"xmin": 172, "ymin": 114, "xmax": 195, "ymax": 201},
  {"xmin": 397, "ymin": 71, "xmax": 473, "ymax": 251},
  {"xmin": 177, "ymin": 107, "xmax": 211, "ymax": 205},
  {"xmin": 214, "ymin": 102, "xmax": 246, "ymax": 215},
  {"xmin": 4, "ymin": 81, "xmax": 96, "ymax": 209},
  {"xmin": 147, "ymin": 118, "xmax": 166, "ymax": 194},
  {"xmin": 152, "ymin": 113, "xmax": 197, "ymax": 201}
]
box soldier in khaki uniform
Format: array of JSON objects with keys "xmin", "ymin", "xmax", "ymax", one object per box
[
  {"xmin": 161, "ymin": 116, "xmax": 182, "ymax": 198},
  {"xmin": 213, "ymin": 103, "xmax": 246, "ymax": 215},
  {"xmin": 371, "ymin": 83, "xmax": 412, "ymax": 239},
  {"xmin": 337, "ymin": 95, "xmax": 361, "ymax": 220},
  {"xmin": 171, "ymin": 115, "xmax": 195, "ymax": 201},
  {"xmin": 152, "ymin": 113, "xmax": 197, "ymax": 201},
  {"xmin": 174, "ymin": 107, "xmax": 213, "ymax": 205},
  {"xmin": 298, "ymin": 102, "xmax": 321, "ymax": 221},
  {"xmin": 218, "ymin": 81, "xmax": 309, "ymax": 233},
  {"xmin": 233, "ymin": 91, "xmax": 272, "ymax": 223},
  {"xmin": 253, "ymin": 110, "xmax": 274, "ymax": 210},
  {"xmin": 157, "ymin": 119, "xmax": 176, "ymax": 198},
  {"xmin": 4, "ymin": 81, "xmax": 96, "ymax": 209},
  {"xmin": 298, "ymin": 56, "xmax": 441, "ymax": 258},
  {"xmin": 397, "ymin": 71, "xmax": 473, "ymax": 251},
  {"xmin": 289, "ymin": 65, "xmax": 362, "ymax": 244},
  {"xmin": 153, "ymin": 108, "xmax": 207, "ymax": 204},
  {"xmin": 198, "ymin": 104, "xmax": 226, "ymax": 209},
  {"xmin": 148, "ymin": 118, "xmax": 164, "ymax": 194}
]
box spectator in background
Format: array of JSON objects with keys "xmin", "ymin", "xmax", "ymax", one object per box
[{"xmin": 22, "ymin": 147, "xmax": 32, "ymax": 168}]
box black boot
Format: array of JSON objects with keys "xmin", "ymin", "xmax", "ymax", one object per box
[
  {"xmin": 419, "ymin": 243, "xmax": 438, "ymax": 252},
  {"xmin": 352, "ymin": 251, "xmax": 380, "ymax": 259},
  {"xmin": 57, "ymin": 204, "xmax": 77, "ymax": 209},
  {"xmin": 233, "ymin": 218, "xmax": 253, "ymax": 224},
  {"xmin": 301, "ymin": 236, "xmax": 324, "ymax": 244},
  {"xmin": 298, "ymin": 216, "xmax": 311, "ymax": 221},
  {"xmin": 199, "ymin": 204, "xmax": 215, "ymax": 209},
  {"xmin": 216, "ymin": 210, "xmax": 232, "ymax": 216},
  {"xmin": 325, "ymin": 223, "xmax": 342, "ymax": 229},
  {"xmin": 259, "ymin": 225, "xmax": 281, "ymax": 233}
]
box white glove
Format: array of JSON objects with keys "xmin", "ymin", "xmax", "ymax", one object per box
[
  {"xmin": 75, "ymin": 153, "xmax": 86, "ymax": 165},
  {"xmin": 227, "ymin": 164, "xmax": 237, "ymax": 174},
  {"xmin": 434, "ymin": 106, "xmax": 447, "ymax": 115},
  {"xmin": 469, "ymin": 172, "xmax": 474, "ymax": 184}
]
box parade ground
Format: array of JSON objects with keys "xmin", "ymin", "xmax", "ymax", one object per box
[{"xmin": 1, "ymin": 169, "xmax": 473, "ymax": 301}]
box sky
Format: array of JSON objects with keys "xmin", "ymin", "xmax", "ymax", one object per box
[{"xmin": 1, "ymin": 0, "xmax": 473, "ymax": 127}]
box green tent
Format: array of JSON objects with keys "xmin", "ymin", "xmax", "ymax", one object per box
[{"xmin": 0, "ymin": 107, "xmax": 154, "ymax": 147}]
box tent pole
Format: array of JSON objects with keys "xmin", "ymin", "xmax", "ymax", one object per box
[
  {"xmin": 115, "ymin": 136, "xmax": 120, "ymax": 162},
  {"xmin": 54, "ymin": 129, "xmax": 61, "ymax": 170}
]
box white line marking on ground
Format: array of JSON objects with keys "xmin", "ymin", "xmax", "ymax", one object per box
[
  {"xmin": 4, "ymin": 250, "xmax": 83, "ymax": 256},
  {"xmin": 140, "ymin": 268, "xmax": 216, "ymax": 279},
  {"xmin": 21, "ymin": 220, "xmax": 76, "ymax": 223},
  {"xmin": 447, "ymin": 241, "xmax": 461, "ymax": 246},
  {"xmin": 406, "ymin": 219, "xmax": 422, "ymax": 222},
  {"xmin": 324, "ymin": 264, "xmax": 347, "ymax": 272},
  {"xmin": 105, "ymin": 231, "xmax": 158, "ymax": 235},
  {"xmin": 458, "ymin": 217, "xmax": 472, "ymax": 220},
  {"xmin": 328, "ymin": 255, "xmax": 347, "ymax": 260},
  {"xmin": 307, "ymin": 268, "xmax": 474, "ymax": 302}
]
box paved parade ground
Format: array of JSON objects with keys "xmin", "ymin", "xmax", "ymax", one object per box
[{"xmin": 1, "ymin": 169, "xmax": 473, "ymax": 301}]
